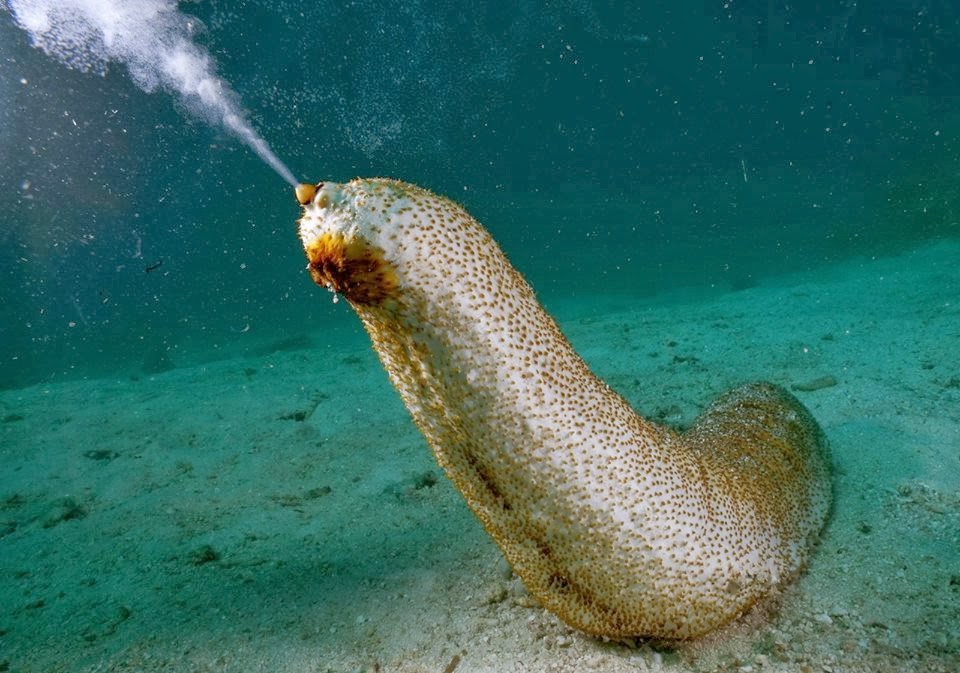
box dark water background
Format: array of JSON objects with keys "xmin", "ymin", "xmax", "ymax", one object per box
[{"xmin": 1, "ymin": 0, "xmax": 958, "ymax": 389}]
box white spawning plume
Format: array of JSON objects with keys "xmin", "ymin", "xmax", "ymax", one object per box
[{"xmin": 5, "ymin": 0, "xmax": 298, "ymax": 186}]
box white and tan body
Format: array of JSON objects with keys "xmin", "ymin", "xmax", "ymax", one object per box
[{"xmin": 295, "ymin": 178, "xmax": 831, "ymax": 640}]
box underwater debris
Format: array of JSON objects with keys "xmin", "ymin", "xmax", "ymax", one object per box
[
  {"xmin": 42, "ymin": 496, "xmax": 88, "ymax": 528},
  {"xmin": 190, "ymin": 544, "xmax": 220, "ymax": 565},
  {"xmin": 83, "ymin": 449, "xmax": 119, "ymax": 461},
  {"xmin": 442, "ymin": 653, "xmax": 462, "ymax": 673},
  {"xmin": 277, "ymin": 391, "xmax": 328, "ymax": 422},
  {"xmin": 791, "ymin": 375, "xmax": 838, "ymax": 392}
]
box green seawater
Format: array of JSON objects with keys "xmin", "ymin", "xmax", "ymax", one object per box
[{"xmin": 0, "ymin": 0, "xmax": 957, "ymax": 386}]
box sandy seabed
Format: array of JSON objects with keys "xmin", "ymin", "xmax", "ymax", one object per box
[{"xmin": 2, "ymin": 240, "xmax": 958, "ymax": 673}]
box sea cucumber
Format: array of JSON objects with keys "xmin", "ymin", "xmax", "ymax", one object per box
[{"xmin": 294, "ymin": 179, "xmax": 832, "ymax": 640}]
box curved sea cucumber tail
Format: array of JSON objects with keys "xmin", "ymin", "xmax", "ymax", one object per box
[{"xmin": 684, "ymin": 382, "xmax": 833, "ymax": 558}]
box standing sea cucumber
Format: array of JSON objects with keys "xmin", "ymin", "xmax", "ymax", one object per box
[{"xmin": 294, "ymin": 178, "xmax": 832, "ymax": 640}]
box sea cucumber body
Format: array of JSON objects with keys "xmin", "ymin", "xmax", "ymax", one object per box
[{"xmin": 297, "ymin": 178, "xmax": 832, "ymax": 639}]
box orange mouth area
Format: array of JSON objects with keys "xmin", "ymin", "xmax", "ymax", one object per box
[{"xmin": 303, "ymin": 231, "xmax": 399, "ymax": 305}]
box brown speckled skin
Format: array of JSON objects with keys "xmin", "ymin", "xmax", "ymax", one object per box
[{"xmin": 297, "ymin": 178, "xmax": 832, "ymax": 640}]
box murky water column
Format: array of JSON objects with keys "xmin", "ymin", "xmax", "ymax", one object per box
[{"xmin": 5, "ymin": 0, "xmax": 298, "ymax": 186}]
